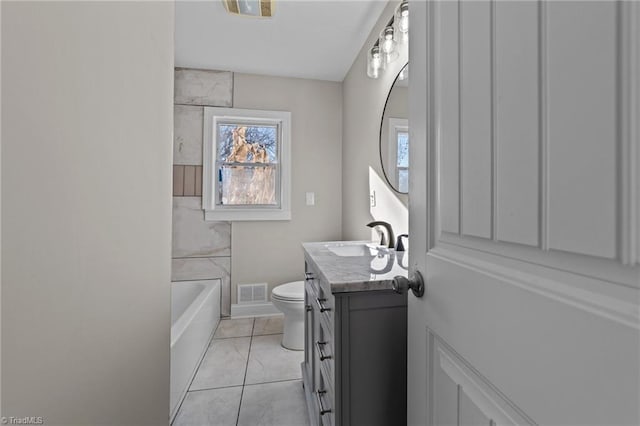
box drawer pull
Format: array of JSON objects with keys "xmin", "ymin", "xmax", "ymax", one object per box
[
  {"xmin": 315, "ymin": 341, "xmax": 332, "ymax": 361},
  {"xmin": 316, "ymin": 297, "xmax": 332, "ymax": 313},
  {"xmin": 315, "ymin": 390, "xmax": 332, "ymax": 415},
  {"xmin": 305, "ymin": 272, "xmax": 315, "ymax": 280}
]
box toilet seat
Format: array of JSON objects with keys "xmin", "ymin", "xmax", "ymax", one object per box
[{"xmin": 271, "ymin": 281, "xmax": 304, "ymax": 301}]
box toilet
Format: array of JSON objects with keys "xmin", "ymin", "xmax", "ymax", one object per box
[{"xmin": 271, "ymin": 281, "xmax": 305, "ymax": 350}]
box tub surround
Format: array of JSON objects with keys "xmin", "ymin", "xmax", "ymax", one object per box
[
  {"xmin": 172, "ymin": 68, "xmax": 233, "ymax": 316},
  {"xmin": 302, "ymin": 241, "xmax": 408, "ymax": 293}
]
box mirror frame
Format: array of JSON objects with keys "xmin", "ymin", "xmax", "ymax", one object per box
[{"xmin": 379, "ymin": 62, "xmax": 409, "ymax": 194}]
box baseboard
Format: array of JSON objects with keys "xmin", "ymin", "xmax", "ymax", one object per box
[{"xmin": 231, "ymin": 302, "xmax": 280, "ymax": 318}]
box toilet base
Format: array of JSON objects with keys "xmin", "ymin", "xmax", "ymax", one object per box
[{"xmin": 281, "ymin": 316, "xmax": 304, "ymax": 351}]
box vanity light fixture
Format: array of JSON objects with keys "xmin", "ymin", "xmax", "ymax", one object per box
[
  {"xmin": 395, "ymin": 1, "xmax": 409, "ymax": 40},
  {"xmin": 367, "ymin": 45, "xmax": 383, "ymax": 79},
  {"xmin": 380, "ymin": 26, "xmax": 399, "ymax": 65},
  {"xmin": 223, "ymin": 0, "xmax": 273, "ymax": 17},
  {"xmin": 366, "ymin": 1, "xmax": 408, "ymax": 79}
]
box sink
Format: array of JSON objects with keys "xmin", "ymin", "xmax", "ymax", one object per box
[{"xmin": 326, "ymin": 242, "xmax": 388, "ymax": 257}]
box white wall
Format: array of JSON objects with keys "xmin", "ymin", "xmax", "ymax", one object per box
[
  {"xmin": 232, "ymin": 73, "xmax": 343, "ymax": 302},
  {"xmin": 1, "ymin": 2, "xmax": 174, "ymax": 424},
  {"xmin": 342, "ymin": 1, "xmax": 408, "ymax": 241}
]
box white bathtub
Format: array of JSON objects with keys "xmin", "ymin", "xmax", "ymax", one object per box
[{"xmin": 170, "ymin": 279, "xmax": 220, "ymax": 422}]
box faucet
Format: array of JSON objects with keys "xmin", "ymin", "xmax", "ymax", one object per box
[
  {"xmin": 395, "ymin": 234, "xmax": 408, "ymax": 252},
  {"xmin": 366, "ymin": 221, "xmax": 395, "ymax": 249}
]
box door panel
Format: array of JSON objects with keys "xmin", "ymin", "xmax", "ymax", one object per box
[
  {"xmin": 439, "ymin": 0, "xmax": 460, "ymax": 235},
  {"xmin": 408, "ymin": 1, "xmax": 640, "ymax": 425},
  {"xmin": 460, "ymin": 0, "xmax": 492, "ymax": 239},
  {"xmin": 495, "ymin": 0, "xmax": 539, "ymax": 247},
  {"xmin": 459, "ymin": 392, "xmax": 490, "ymax": 426},
  {"xmin": 546, "ymin": 1, "xmax": 618, "ymax": 258},
  {"xmin": 433, "ymin": 365, "xmax": 458, "ymax": 426}
]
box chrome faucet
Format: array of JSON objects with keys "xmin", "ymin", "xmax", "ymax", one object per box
[{"xmin": 366, "ymin": 221, "xmax": 395, "ymax": 249}]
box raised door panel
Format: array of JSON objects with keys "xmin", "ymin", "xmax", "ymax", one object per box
[
  {"xmin": 459, "ymin": 390, "xmax": 491, "ymax": 426},
  {"xmin": 546, "ymin": 1, "xmax": 617, "ymax": 258},
  {"xmin": 433, "ymin": 363, "xmax": 458, "ymax": 426},
  {"xmin": 430, "ymin": 334, "xmax": 533, "ymax": 426},
  {"xmin": 495, "ymin": 1, "xmax": 540, "ymax": 247},
  {"xmin": 439, "ymin": 0, "xmax": 460, "ymax": 234},
  {"xmin": 460, "ymin": 0, "xmax": 492, "ymax": 239}
]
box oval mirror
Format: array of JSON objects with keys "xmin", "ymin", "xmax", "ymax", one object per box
[{"xmin": 379, "ymin": 63, "xmax": 409, "ymax": 194}]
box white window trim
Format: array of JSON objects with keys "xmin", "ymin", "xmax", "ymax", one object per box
[
  {"xmin": 202, "ymin": 107, "xmax": 292, "ymax": 221},
  {"xmin": 388, "ymin": 117, "xmax": 409, "ymax": 191}
]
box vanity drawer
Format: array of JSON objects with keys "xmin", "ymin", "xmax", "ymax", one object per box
[
  {"xmin": 316, "ymin": 365, "xmax": 335, "ymax": 426},
  {"xmin": 316, "ymin": 326, "xmax": 334, "ymax": 384},
  {"xmin": 315, "ymin": 281, "xmax": 334, "ymax": 326}
]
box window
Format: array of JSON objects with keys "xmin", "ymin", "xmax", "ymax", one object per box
[
  {"xmin": 388, "ymin": 118, "xmax": 409, "ymax": 193},
  {"xmin": 202, "ymin": 107, "xmax": 291, "ymax": 221}
]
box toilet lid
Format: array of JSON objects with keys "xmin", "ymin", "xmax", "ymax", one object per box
[{"xmin": 272, "ymin": 281, "xmax": 304, "ymax": 301}]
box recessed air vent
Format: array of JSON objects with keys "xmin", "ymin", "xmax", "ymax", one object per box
[{"xmin": 238, "ymin": 283, "xmax": 268, "ymax": 304}]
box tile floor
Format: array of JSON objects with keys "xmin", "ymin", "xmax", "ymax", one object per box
[{"xmin": 173, "ymin": 316, "xmax": 310, "ymax": 426}]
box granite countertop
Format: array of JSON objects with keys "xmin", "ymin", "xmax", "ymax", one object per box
[{"xmin": 302, "ymin": 241, "xmax": 409, "ymax": 293}]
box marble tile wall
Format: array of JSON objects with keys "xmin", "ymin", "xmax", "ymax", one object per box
[{"xmin": 173, "ymin": 68, "xmax": 233, "ymax": 316}]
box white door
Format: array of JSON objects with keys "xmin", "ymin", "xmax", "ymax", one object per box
[{"xmin": 407, "ymin": 1, "xmax": 640, "ymax": 424}]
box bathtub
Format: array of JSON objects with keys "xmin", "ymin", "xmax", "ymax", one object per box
[{"xmin": 170, "ymin": 279, "xmax": 220, "ymax": 422}]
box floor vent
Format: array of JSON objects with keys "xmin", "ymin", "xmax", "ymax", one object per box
[{"xmin": 238, "ymin": 283, "xmax": 268, "ymax": 304}]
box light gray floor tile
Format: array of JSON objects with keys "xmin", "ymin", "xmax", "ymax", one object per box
[
  {"xmin": 245, "ymin": 334, "xmax": 304, "ymax": 385},
  {"xmin": 237, "ymin": 380, "xmax": 309, "ymax": 426},
  {"xmin": 253, "ymin": 315, "xmax": 284, "ymax": 336},
  {"xmin": 214, "ymin": 318, "xmax": 254, "ymax": 339},
  {"xmin": 190, "ymin": 337, "xmax": 250, "ymax": 391},
  {"xmin": 173, "ymin": 387, "xmax": 242, "ymax": 426}
]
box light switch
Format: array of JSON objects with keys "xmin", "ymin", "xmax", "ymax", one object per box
[{"xmin": 306, "ymin": 192, "xmax": 315, "ymax": 206}]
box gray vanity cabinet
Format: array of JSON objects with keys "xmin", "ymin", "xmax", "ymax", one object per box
[{"xmin": 302, "ymin": 260, "xmax": 408, "ymax": 426}]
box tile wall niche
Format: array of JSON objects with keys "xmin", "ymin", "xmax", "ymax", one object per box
[{"xmin": 173, "ymin": 68, "xmax": 233, "ymax": 316}]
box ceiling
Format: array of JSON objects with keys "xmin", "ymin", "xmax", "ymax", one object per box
[{"xmin": 175, "ymin": 0, "xmax": 388, "ymax": 82}]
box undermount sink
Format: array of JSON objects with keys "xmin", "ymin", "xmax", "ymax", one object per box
[{"xmin": 326, "ymin": 242, "xmax": 388, "ymax": 257}]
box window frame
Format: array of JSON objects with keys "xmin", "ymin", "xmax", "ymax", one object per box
[
  {"xmin": 202, "ymin": 107, "xmax": 292, "ymax": 221},
  {"xmin": 387, "ymin": 117, "xmax": 409, "ymax": 193}
]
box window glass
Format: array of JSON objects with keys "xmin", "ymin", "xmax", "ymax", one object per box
[{"xmin": 215, "ymin": 123, "xmax": 280, "ymax": 207}]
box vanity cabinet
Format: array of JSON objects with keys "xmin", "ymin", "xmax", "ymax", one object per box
[{"xmin": 301, "ymin": 258, "xmax": 408, "ymax": 426}]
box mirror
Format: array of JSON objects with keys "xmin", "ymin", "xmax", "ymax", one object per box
[{"xmin": 379, "ymin": 63, "xmax": 409, "ymax": 194}]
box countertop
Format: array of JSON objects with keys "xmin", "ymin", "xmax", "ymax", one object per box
[{"xmin": 302, "ymin": 241, "xmax": 409, "ymax": 293}]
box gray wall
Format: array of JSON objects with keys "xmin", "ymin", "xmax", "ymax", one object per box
[
  {"xmin": 1, "ymin": 2, "xmax": 174, "ymax": 424},
  {"xmin": 342, "ymin": 1, "xmax": 409, "ymax": 241},
  {"xmin": 232, "ymin": 73, "xmax": 343, "ymax": 303},
  {"xmin": 170, "ymin": 71, "xmax": 342, "ymax": 307}
]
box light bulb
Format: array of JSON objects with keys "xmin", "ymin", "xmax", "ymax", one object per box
[
  {"xmin": 396, "ymin": 2, "xmax": 409, "ymax": 33},
  {"xmin": 367, "ymin": 46, "xmax": 382, "ymax": 79},
  {"xmin": 380, "ymin": 26, "xmax": 396, "ymax": 54},
  {"xmin": 379, "ymin": 26, "xmax": 399, "ymax": 65}
]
